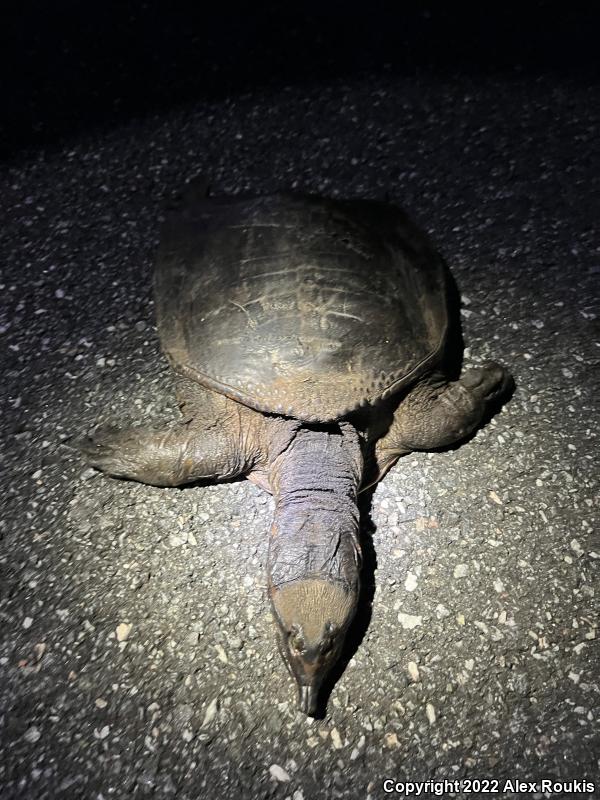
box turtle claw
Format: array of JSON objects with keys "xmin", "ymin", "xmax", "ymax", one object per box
[
  {"xmin": 461, "ymin": 361, "xmax": 513, "ymax": 404},
  {"xmin": 72, "ymin": 426, "xmax": 135, "ymax": 475}
]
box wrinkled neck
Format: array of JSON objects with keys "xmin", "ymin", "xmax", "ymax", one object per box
[{"xmin": 267, "ymin": 423, "xmax": 363, "ymax": 591}]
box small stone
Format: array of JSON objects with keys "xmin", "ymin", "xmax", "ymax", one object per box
[
  {"xmin": 214, "ymin": 644, "xmax": 228, "ymax": 664},
  {"xmin": 24, "ymin": 726, "xmax": 41, "ymax": 743},
  {"xmin": 436, "ymin": 604, "xmax": 451, "ymax": 619},
  {"xmin": 330, "ymin": 727, "xmax": 343, "ymax": 749},
  {"xmin": 397, "ymin": 612, "xmax": 422, "ymax": 630},
  {"xmin": 415, "ymin": 516, "xmax": 438, "ymax": 530},
  {"xmin": 425, "ymin": 703, "xmax": 436, "ymax": 724},
  {"xmin": 453, "ymin": 563, "xmax": 469, "ymax": 579},
  {"xmin": 404, "ymin": 572, "xmax": 418, "ymax": 592},
  {"xmin": 407, "ymin": 661, "xmax": 420, "ymax": 682},
  {"xmin": 95, "ymin": 725, "xmax": 110, "ymax": 740},
  {"xmin": 456, "ymin": 614, "xmax": 466, "ymax": 626},
  {"xmin": 489, "ymin": 490, "xmax": 503, "ymax": 505},
  {"xmin": 116, "ymin": 623, "xmax": 132, "ymax": 642},
  {"xmin": 384, "ymin": 732, "xmax": 399, "ymax": 748},
  {"xmin": 201, "ymin": 697, "xmax": 218, "ymax": 728},
  {"xmin": 570, "ymin": 539, "xmax": 584, "ymax": 556},
  {"xmin": 33, "ymin": 643, "xmax": 46, "ymax": 661},
  {"xmin": 269, "ymin": 764, "xmax": 291, "ymax": 782},
  {"xmin": 95, "ymin": 698, "xmax": 108, "ymax": 709},
  {"xmin": 293, "ymin": 791, "xmax": 305, "ymax": 800},
  {"xmin": 23, "ymin": 616, "xmax": 33, "ymax": 629},
  {"xmin": 493, "ymin": 578, "xmax": 505, "ymax": 593}
]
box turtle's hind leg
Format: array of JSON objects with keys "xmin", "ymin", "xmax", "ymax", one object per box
[{"xmin": 76, "ymin": 382, "xmax": 264, "ymax": 487}]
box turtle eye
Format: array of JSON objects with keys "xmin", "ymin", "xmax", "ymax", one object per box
[
  {"xmin": 320, "ymin": 622, "xmax": 339, "ymax": 656},
  {"xmin": 288, "ymin": 627, "xmax": 305, "ymax": 654},
  {"xmin": 319, "ymin": 638, "xmax": 333, "ymax": 655}
]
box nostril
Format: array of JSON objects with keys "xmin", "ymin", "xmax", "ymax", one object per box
[{"xmin": 298, "ymin": 684, "xmax": 319, "ymax": 716}]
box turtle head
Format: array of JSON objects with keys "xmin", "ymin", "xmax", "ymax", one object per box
[{"xmin": 271, "ymin": 579, "xmax": 358, "ymax": 716}]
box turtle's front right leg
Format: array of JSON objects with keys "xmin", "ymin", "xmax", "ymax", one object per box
[
  {"xmin": 368, "ymin": 361, "xmax": 513, "ymax": 485},
  {"xmin": 77, "ymin": 419, "xmax": 251, "ymax": 487}
]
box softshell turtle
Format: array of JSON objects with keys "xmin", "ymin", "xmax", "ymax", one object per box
[{"xmin": 80, "ymin": 183, "xmax": 512, "ymax": 715}]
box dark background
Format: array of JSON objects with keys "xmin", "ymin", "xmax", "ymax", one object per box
[
  {"xmin": 2, "ymin": 1, "xmax": 599, "ymax": 157},
  {"xmin": 1, "ymin": 4, "xmax": 599, "ymax": 798}
]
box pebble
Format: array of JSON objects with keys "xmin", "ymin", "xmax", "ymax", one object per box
[
  {"xmin": 397, "ymin": 612, "xmax": 422, "ymax": 629},
  {"xmin": 493, "ymin": 578, "xmax": 505, "ymax": 592},
  {"xmin": 453, "ymin": 563, "xmax": 469, "ymax": 579},
  {"xmin": 407, "ymin": 661, "xmax": 420, "ymax": 681},
  {"xmin": 23, "ymin": 616, "xmax": 33, "ymax": 629},
  {"xmin": 95, "ymin": 698, "xmax": 108, "ymax": 709},
  {"xmin": 425, "ymin": 703, "xmax": 436, "ymax": 725},
  {"xmin": 570, "ymin": 539, "xmax": 583, "ymax": 556},
  {"xmin": 23, "ymin": 726, "xmax": 41, "ymax": 743},
  {"xmin": 214, "ymin": 644, "xmax": 228, "ymax": 663},
  {"xmin": 116, "ymin": 623, "xmax": 132, "ymax": 642},
  {"xmin": 330, "ymin": 727, "xmax": 343, "ymax": 749},
  {"xmin": 404, "ymin": 572, "xmax": 418, "ymax": 591},
  {"xmin": 201, "ymin": 697, "xmax": 218, "ymax": 728},
  {"xmin": 269, "ymin": 764, "xmax": 291, "ymax": 782},
  {"xmin": 384, "ymin": 732, "xmax": 399, "ymax": 748}
]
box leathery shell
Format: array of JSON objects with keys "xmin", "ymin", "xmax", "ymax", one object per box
[{"xmin": 155, "ymin": 190, "xmax": 449, "ymax": 422}]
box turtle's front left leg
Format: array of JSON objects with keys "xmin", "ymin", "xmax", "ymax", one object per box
[{"xmin": 76, "ymin": 383, "xmax": 268, "ymax": 487}]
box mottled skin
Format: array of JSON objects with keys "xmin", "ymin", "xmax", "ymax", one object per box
[{"xmin": 79, "ymin": 188, "xmax": 512, "ymax": 715}]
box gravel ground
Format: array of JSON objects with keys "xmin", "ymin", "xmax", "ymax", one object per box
[{"xmin": 1, "ymin": 73, "xmax": 598, "ymax": 799}]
